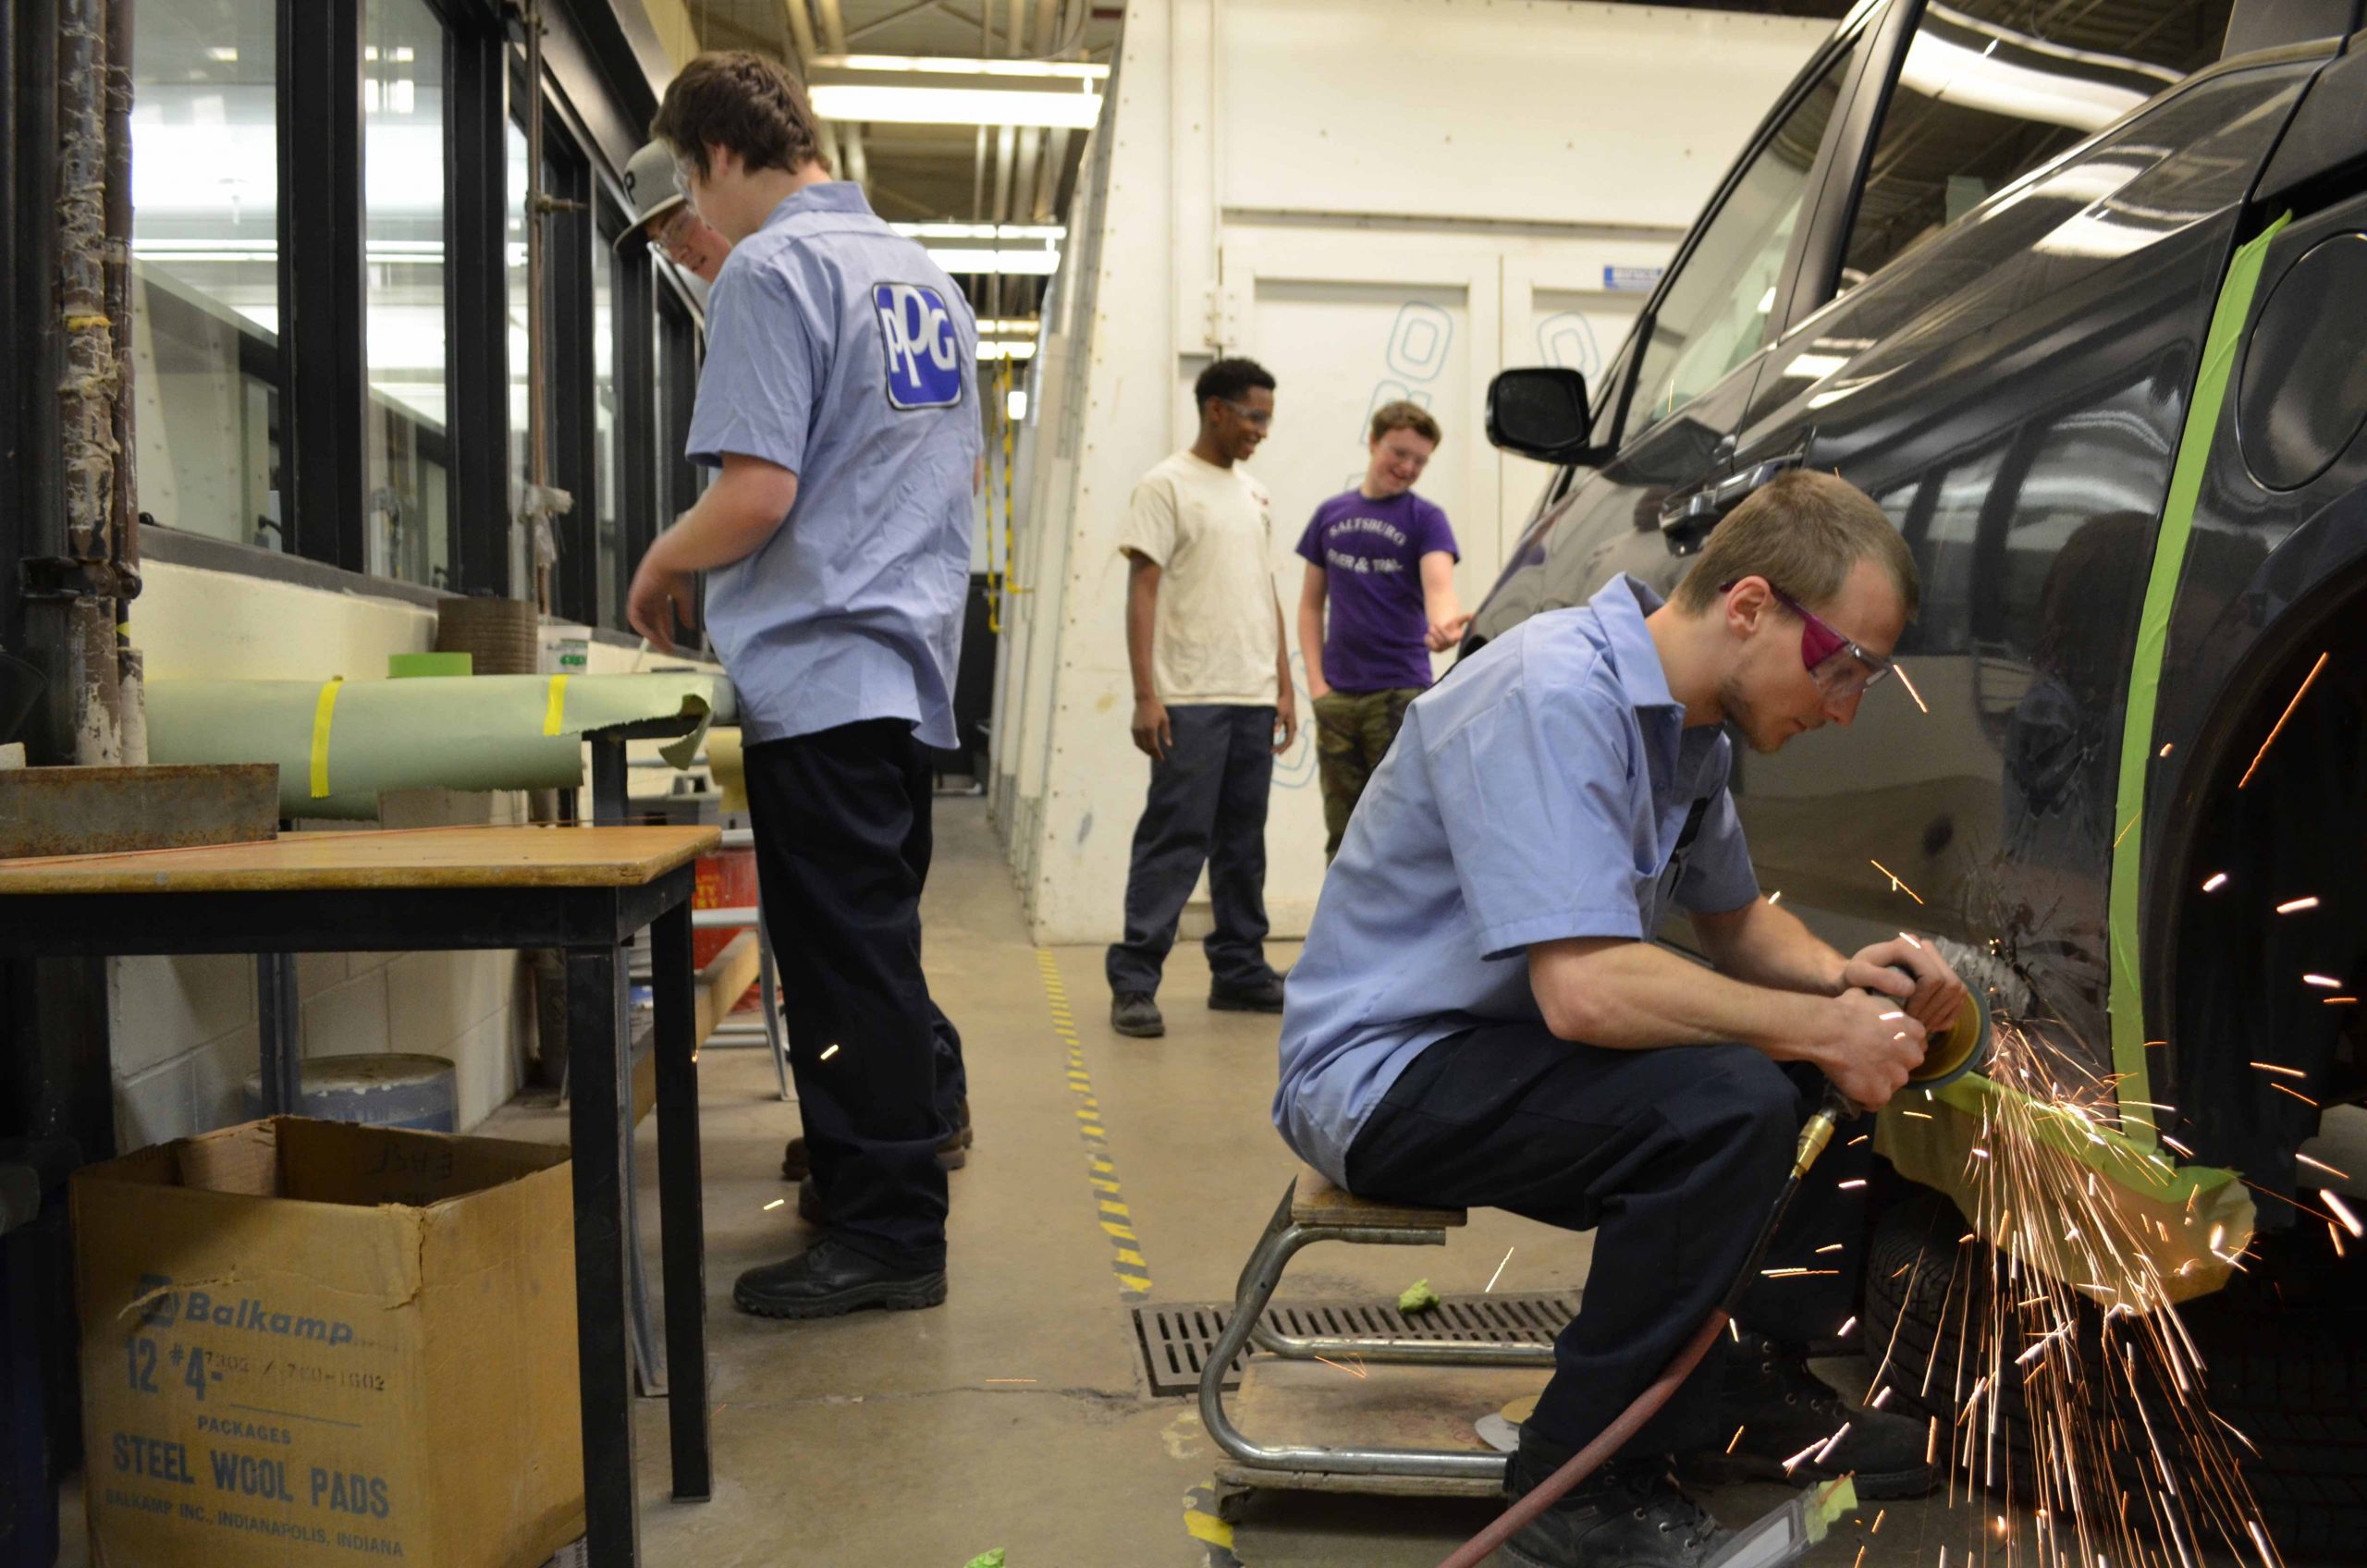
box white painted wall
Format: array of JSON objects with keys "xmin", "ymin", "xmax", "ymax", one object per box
[
  {"xmin": 110, "ymin": 561, "xmax": 718, "ymax": 1148},
  {"xmin": 991, "ymin": 0, "xmax": 1829, "ymax": 944}
]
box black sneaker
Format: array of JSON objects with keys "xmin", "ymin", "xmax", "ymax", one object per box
[
  {"xmin": 1502, "ymin": 1439, "xmax": 1731, "ymax": 1568},
  {"xmin": 1208, "ymin": 974, "xmax": 1286, "ymax": 1013},
  {"xmin": 1111, "ymin": 990, "xmax": 1165, "ymax": 1036},
  {"xmin": 1677, "ymin": 1330, "xmax": 1936, "ymax": 1499},
  {"xmin": 782, "ymin": 1098, "xmax": 973, "ymax": 1182},
  {"xmin": 732, "ymin": 1238, "xmax": 947, "ymax": 1319}
]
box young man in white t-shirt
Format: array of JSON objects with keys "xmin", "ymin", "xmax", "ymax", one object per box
[{"xmin": 1107, "ymin": 359, "xmax": 1296, "ymax": 1037}]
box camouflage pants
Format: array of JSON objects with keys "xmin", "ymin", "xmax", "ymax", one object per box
[{"xmin": 1312, "ymin": 686, "xmax": 1421, "ymax": 862}]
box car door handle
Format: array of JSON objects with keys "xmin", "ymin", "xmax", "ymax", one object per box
[{"xmin": 1659, "ymin": 450, "xmax": 1809, "ymax": 548}]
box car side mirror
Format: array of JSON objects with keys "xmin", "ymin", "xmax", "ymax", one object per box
[{"xmin": 1486, "ymin": 368, "xmax": 1600, "ymax": 466}]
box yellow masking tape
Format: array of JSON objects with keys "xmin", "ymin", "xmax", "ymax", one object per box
[
  {"xmin": 309, "ymin": 677, "xmax": 345, "ymax": 798},
  {"xmin": 543, "ymin": 674, "xmax": 570, "ymax": 737}
]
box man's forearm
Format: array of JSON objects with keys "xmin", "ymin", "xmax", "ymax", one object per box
[
  {"xmin": 1273, "ymin": 596, "xmax": 1292, "ymax": 691},
  {"xmin": 1125, "ymin": 561, "xmax": 1160, "ymax": 700},
  {"xmin": 1529, "ymin": 937, "xmax": 1837, "ymax": 1060},
  {"xmin": 645, "ymin": 459, "xmax": 799, "ymax": 574},
  {"xmin": 1692, "ymin": 898, "xmax": 1848, "ymax": 997}
]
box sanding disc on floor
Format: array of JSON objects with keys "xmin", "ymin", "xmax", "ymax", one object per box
[{"xmin": 1476, "ymin": 1393, "xmax": 1538, "ymax": 1452}]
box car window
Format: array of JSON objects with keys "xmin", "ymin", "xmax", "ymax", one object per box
[
  {"xmin": 1628, "ymin": 43, "xmax": 1854, "ymax": 432},
  {"xmin": 1837, "ymin": 0, "xmax": 2234, "ymax": 293}
]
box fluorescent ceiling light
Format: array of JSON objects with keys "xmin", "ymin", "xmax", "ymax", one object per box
[
  {"xmin": 975, "ymin": 318, "xmax": 1039, "ymax": 335},
  {"xmin": 1007, "ymin": 389, "xmax": 1030, "ymax": 420},
  {"xmin": 979, "ymin": 342, "xmax": 1038, "ymax": 361},
  {"xmin": 926, "ymin": 248, "xmax": 1059, "ymax": 276},
  {"xmin": 810, "ymin": 83, "xmax": 1099, "ymax": 129},
  {"xmin": 206, "ymin": 46, "xmax": 239, "ymax": 62},
  {"xmin": 892, "ymin": 223, "xmax": 1065, "ymax": 241},
  {"xmin": 816, "ymin": 54, "xmax": 1108, "ymax": 81}
]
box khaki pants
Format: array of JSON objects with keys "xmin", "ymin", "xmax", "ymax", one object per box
[{"xmin": 1312, "ymin": 686, "xmax": 1421, "ymax": 861}]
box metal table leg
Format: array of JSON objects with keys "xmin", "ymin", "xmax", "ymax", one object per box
[
  {"xmin": 651, "ymin": 900, "xmax": 712, "ymax": 1500},
  {"xmin": 255, "ymin": 953, "xmax": 301, "ymax": 1114},
  {"xmin": 566, "ymin": 945, "xmax": 641, "ymax": 1567},
  {"xmin": 755, "ymin": 900, "xmax": 790, "ymax": 1102}
]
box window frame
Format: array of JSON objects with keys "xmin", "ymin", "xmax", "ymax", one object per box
[
  {"xmin": 1596, "ymin": 0, "xmax": 1902, "ymax": 455},
  {"xmin": 127, "ymin": 0, "xmax": 681, "ymax": 607}
]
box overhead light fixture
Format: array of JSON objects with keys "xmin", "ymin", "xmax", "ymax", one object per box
[
  {"xmin": 926, "ymin": 248, "xmax": 1060, "ymax": 276},
  {"xmin": 811, "ymin": 84, "xmax": 1098, "ymax": 129},
  {"xmin": 817, "ymin": 54, "xmax": 1107, "ymax": 81},
  {"xmin": 892, "ymin": 223, "xmax": 1065, "ymax": 242},
  {"xmin": 979, "ymin": 341, "xmax": 1038, "ymax": 361},
  {"xmin": 206, "ymin": 46, "xmax": 239, "ymax": 63},
  {"xmin": 807, "ymin": 55, "xmax": 1104, "ymax": 129}
]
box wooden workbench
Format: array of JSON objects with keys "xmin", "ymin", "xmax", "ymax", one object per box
[{"xmin": 0, "ymin": 824, "xmax": 720, "ymax": 1568}]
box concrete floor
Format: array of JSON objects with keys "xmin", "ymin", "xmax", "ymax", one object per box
[
  {"xmin": 53, "ymin": 795, "xmax": 2023, "ymax": 1567},
  {"xmin": 482, "ymin": 797, "xmax": 2023, "ymax": 1568}
]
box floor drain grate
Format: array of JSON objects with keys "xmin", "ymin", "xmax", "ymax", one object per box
[{"xmin": 1130, "ymin": 1291, "xmax": 1577, "ymax": 1396}]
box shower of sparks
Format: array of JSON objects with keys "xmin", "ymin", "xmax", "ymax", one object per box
[
  {"xmin": 2303, "ymin": 974, "xmax": 2343, "ymax": 988},
  {"xmin": 1870, "ymin": 858, "xmax": 1926, "ymax": 904},
  {"xmin": 1767, "ymin": 889, "xmax": 1784, "ymax": 905},
  {"xmin": 1838, "ymin": 1178, "xmax": 1868, "ymax": 1190},
  {"xmin": 820, "ymin": 1043, "xmax": 840, "ymax": 1060},
  {"xmin": 984, "ymin": 1378, "xmax": 1036, "ymax": 1384},
  {"xmin": 2201, "ymin": 873, "xmax": 2229, "ymax": 892},
  {"xmin": 2158, "ymin": 742, "xmax": 2173, "ymax": 757},
  {"xmin": 1315, "ymin": 1354, "xmax": 1368, "ymax": 1380},
  {"xmin": 2112, "ymin": 813, "xmax": 2140, "ymax": 850},
  {"xmin": 1726, "ymin": 1425, "xmax": 1747, "ymax": 1455},
  {"xmin": 1895, "ymin": 663, "xmax": 1930, "ymax": 714},
  {"xmin": 2271, "ymin": 1082, "xmax": 2319, "ymax": 1108},
  {"xmin": 2294, "ymin": 1152, "xmax": 2350, "ymax": 1181},
  {"xmin": 2275, "ymin": 897, "xmax": 2320, "ymax": 914},
  {"xmin": 1838, "ymin": 1315, "xmax": 1858, "ymax": 1335},
  {"xmin": 762, "ymin": 1198, "xmax": 785, "ymax": 1211},
  {"xmin": 1877, "ymin": 1009, "xmax": 2287, "ymax": 1568},
  {"xmin": 2322, "ymin": 1190, "xmax": 2363, "ymax": 1239},
  {"xmin": 2249, "ymin": 1061, "xmax": 2305, "ymax": 1078},
  {"xmin": 2237, "ymin": 650, "xmax": 2328, "ymax": 789},
  {"xmin": 2325, "ymin": 996, "xmax": 2359, "ymax": 1006},
  {"xmin": 1484, "ymin": 1245, "xmax": 1515, "ymax": 1294}
]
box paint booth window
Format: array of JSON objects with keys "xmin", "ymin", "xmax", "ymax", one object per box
[
  {"xmin": 128, "ymin": 0, "xmax": 285, "ymax": 550},
  {"xmin": 362, "ymin": 0, "xmax": 453, "ymax": 588},
  {"xmin": 1629, "ymin": 42, "xmax": 1851, "ymax": 431},
  {"xmin": 1836, "ymin": 0, "xmax": 2234, "ymax": 295}
]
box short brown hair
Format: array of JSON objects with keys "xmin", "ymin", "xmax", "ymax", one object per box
[
  {"xmin": 1673, "ymin": 469, "xmax": 1919, "ymax": 619},
  {"xmin": 651, "ymin": 52, "xmax": 828, "ymax": 182},
  {"xmin": 1369, "ymin": 400, "xmax": 1441, "ymax": 447}
]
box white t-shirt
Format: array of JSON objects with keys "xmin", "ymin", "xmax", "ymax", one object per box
[{"xmin": 1117, "ymin": 449, "xmax": 1280, "ymax": 705}]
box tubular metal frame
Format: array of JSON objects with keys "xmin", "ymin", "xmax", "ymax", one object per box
[{"xmin": 1198, "ymin": 1181, "xmax": 1552, "ymax": 1481}]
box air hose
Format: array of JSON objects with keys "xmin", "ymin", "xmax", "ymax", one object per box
[{"xmin": 1438, "ymin": 975, "xmax": 1994, "ymax": 1568}]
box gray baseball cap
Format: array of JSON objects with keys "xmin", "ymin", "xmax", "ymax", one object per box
[{"xmin": 616, "ymin": 140, "xmax": 689, "ymax": 251}]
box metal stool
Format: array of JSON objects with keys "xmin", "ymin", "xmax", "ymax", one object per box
[{"xmin": 1200, "ymin": 1167, "xmax": 1555, "ymax": 1501}]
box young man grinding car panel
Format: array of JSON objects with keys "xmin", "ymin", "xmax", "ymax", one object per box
[
  {"xmin": 628, "ymin": 52, "xmax": 980, "ymax": 1321},
  {"xmin": 1273, "ymin": 471, "xmax": 1968, "ymax": 1568}
]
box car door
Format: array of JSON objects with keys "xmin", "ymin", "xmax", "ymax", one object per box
[
  {"xmin": 1715, "ymin": 0, "xmax": 2315, "ymax": 1069},
  {"xmin": 1467, "ymin": 6, "xmax": 1891, "ymax": 646}
]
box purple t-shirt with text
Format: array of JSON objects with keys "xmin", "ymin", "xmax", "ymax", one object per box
[{"xmin": 1294, "ymin": 489, "xmax": 1459, "ymax": 692}]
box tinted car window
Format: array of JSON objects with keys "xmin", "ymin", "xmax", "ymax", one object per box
[
  {"xmin": 1838, "ymin": 0, "xmax": 2234, "ymax": 292},
  {"xmin": 1628, "ymin": 44, "xmax": 1852, "ymax": 430}
]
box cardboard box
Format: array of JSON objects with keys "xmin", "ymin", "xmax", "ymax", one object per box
[{"xmin": 73, "ymin": 1118, "xmax": 584, "ymax": 1567}]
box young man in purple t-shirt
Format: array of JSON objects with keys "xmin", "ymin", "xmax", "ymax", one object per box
[{"xmin": 1294, "ymin": 401, "xmax": 1466, "ymax": 860}]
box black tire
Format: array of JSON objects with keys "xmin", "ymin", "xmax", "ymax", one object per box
[{"xmin": 1864, "ymin": 1186, "xmax": 2367, "ymax": 1563}]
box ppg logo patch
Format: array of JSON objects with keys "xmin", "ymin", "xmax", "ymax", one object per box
[{"xmin": 873, "ymin": 282, "xmax": 964, "ymax": 410}]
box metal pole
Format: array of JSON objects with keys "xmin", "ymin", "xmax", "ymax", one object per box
[{"xmin": 524, "ymin": 1, "xmax": 550, "ymax": 612}]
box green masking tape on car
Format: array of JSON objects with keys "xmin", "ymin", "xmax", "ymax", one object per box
[{"xmin": 2108, "ymin": 210, "xmax": 2291, "ymax": 1150}]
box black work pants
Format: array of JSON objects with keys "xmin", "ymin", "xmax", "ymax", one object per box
[
  {"xmin": 744, "ymin": 719, "xmax": 964, "ymax": 1273},
  {"xmin": 1343, "ymin": 1022, "xmax": 1873, "ymax": 1456},
  {"xmin": 1106, "ymin": 704, "xmax": 1279, "ymax": 996}
]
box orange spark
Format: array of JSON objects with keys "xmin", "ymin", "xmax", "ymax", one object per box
[{"xmin": 2238, "ymin": 651, "xmax": 2328, "ymax": 789}]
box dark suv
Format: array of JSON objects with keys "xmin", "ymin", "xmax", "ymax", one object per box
[{"xmin": 1473, "ymin": 0, "xmax": 2367, "ymax": 1548}]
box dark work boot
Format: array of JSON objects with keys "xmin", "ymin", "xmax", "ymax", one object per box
[
  {"xmin": 781, "ymin": 1097, "xmax": 972, "ymax": 1182},
  {"xmin": 1110, "ymin": 990, "xmax": 1165, "ymax": 1036},
  {"xmin": 733, "ymin": 1238, "xmax": 946, "ymax": 1319},
  {"xmin": 798, "ymin": 1174, "xmax": 822, "ymax": 1225},
  {"xmin": 1677, "ymin": 1331, "xmax": 1936, "ymax": 1499},
  {"xmin": 1208, "ymin": 973, "xmax": 1285, "ymax": 1013},
  {"xmin": 1501, "ymin": 1434, "xmax": 1731, "ymax": 1568}
]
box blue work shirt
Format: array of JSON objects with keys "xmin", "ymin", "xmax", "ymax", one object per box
[
  {"xmin": 686, "ymin": 181, "xmax": 980, "ymax": 748},
  {"xmin": 1272, "ymin": 574, "xmax": 1761, "ymax": 1183}
]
